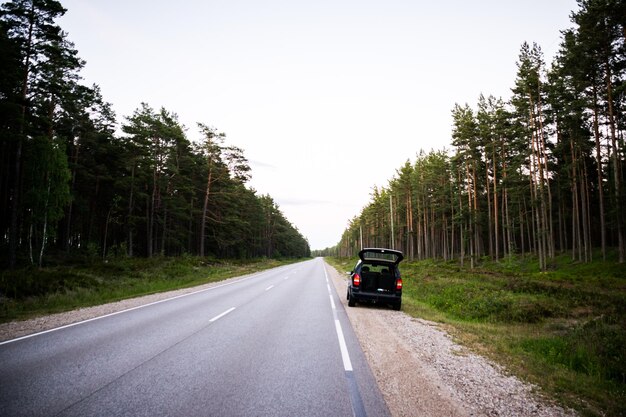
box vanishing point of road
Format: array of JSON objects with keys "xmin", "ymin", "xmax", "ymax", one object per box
[{"xmin": 0, "ymin": 258, "xmax": 390, "ymax": 417}]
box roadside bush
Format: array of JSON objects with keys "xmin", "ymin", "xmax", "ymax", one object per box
[
  {"xmin": 0, "ymin": 268, "xmax": 101, "ymax": 299},
  {"xmin": 410, "ymin": 273, "xmax": 560, "ymax": 323},
  {"xmin": 521, "ymin": 315, "xmax": 625, "ymax": 384}
]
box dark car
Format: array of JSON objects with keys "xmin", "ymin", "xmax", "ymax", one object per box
[{"xmin": 346, "ymin": 248, "xmax": 404, "ymax": 310}]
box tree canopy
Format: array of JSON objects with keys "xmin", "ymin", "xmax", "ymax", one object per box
[
  {"xmin": 0, "ymin": 0, "xmax": 310, "ymax": 267},
  {"xmin": 325, "ymin": 0, "xmax": 625, "ymax": 268}
]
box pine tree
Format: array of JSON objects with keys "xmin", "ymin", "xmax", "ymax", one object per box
[
  {"xmin": 571, "ymin": 0, "xmax": 626, "ymax": 262},
  {"xmin": 451, "ymin": 103, "xmax": 481, "ymax": 268},
  {"xmin": 1, "ymin": 0, "xmax": 85, "ymax": 266},
  {"xmin": 511, "ymin": 42, "xmax": 554, "ymax": 270}
]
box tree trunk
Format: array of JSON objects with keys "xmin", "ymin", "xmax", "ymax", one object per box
[
  {"xmin": 592, "ymin": 85, "xmax": 606, "ymax": 259},
  {"xmin": 9, "ymin": 2, "xmax": 36, "ymax": 268},
  {"xmin": 466, "ymin": 163, "xmax": 474, "ymax": 269},
  {"xmin": 571, "ymin": 138, "xmax": 581, "ymax": 261},
  {"xmin": 103, "ymin": 206, "xmax": 112, "ymax": 260},
  {"xmin": 188, "ymin": 196, "xmax": 194, "ymax": 254},
  {"xmin": 127, "ymin": 164, "xmax": 135, "ymax": 257},
  {"xmin": 200, "ymin": 168, "xmax": 212, "ymax": 257},
  {"xmin": 582, "ymin": 160, "xmax": 591, "ymax": 262},
  {"xmin": 605, "ymin": 57, "xmax": 624, "ymax": 263},
  {"xmin": 486, "ymin": 158, "xmax": 494, "ymax": 259},
  {"xmin": 146, "ymin": 194, "xmax": 152, "ymax": 257},
  {"xmin": 39, "ymin": 179, "xmax": 51, "ymax": 268},
  {"xmin": 65, "ymin": 138, "xmax": 80, "ymax": 252},
  {"xmin": 493, "ymin": 145, "xmax": 499, "ymax": 260}
]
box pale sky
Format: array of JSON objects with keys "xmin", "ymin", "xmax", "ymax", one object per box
[{"xmin": 58, "ymin": 0, "xmax": 578, "ymax": 250}]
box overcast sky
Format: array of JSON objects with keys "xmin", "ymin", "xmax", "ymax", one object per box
[{"xmin": 58, "ymin": 0, "xmax": 578, "ymax": 250}]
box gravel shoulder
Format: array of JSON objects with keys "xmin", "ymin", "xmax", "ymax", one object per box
[
  {"xmin": 1, "ymin": 263, "xmax": 577, "ymax": 417},
  {"xmin": 325, "ymin": 261, "xmax": 577, "ymax": 417}
]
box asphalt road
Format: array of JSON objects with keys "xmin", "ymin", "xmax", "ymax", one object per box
[{"xmin": 0, "ymin": 258, "xmax": 390, "ymax": 417}]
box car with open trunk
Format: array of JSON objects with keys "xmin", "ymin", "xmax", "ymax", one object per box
[{"xmin": 346, "ymin": 248, "xmax": 404, "ymax": 310}]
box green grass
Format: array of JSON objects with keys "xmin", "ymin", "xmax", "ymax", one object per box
[
  {"xmin": 325, "ymin": 253, "xmax": 626, "ymax": 417},
  {"xmin": 0, "ymin": 256, "xmax": 302, "ymax": 322}
]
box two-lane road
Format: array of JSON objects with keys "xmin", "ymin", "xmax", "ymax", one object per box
[{"xmin": 0, "ymin": 259, "xmax": 390, "ymax": 417}]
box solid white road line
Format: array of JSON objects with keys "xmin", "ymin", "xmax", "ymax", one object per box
[
  {"xmin": 323, "ymin": 261, "xmax": 353, "ymax": 371},
  {"xmin": 209, "ymin": 307, "xmax": 236, "ymax": 322},
  {"xmin": 334, "ymin": 320, "xmax": 353, "ymax": 371},
  {"xmin": 322, "ymin": 260, "xmax": 366, "ymax": 417}
]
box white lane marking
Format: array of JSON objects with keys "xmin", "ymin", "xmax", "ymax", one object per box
[
  {"xmin": 0, "ymin": 269, "xmax": 273, "ymax": 346},
  {"xmin": 335, "ymin": 320, "xmax": 353, "ymax": 371},
  {"xmin": 284, "ymin": 276, "xmax": 289, "ymax": 280},
  {"xmin": 209, "ymin": 307, "xmax": 236, "ymax": 322},
  {"xmin": 265, "ymin": 285, "xmax": 274, "ymax": 291},
  {"xmin": 322, "ymin": 259, "xmax": 367, "ymax": 416},
  {"xmin": 325, "ymin": 261, "xmax": 353, "ymax": 371}
]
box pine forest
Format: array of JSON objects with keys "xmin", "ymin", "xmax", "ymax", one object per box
[
  {"xmin": 329, "ymin": 0, "xmax": 626, "ymax": 270},
  {"xmin": 1, "ymin": 0, "xmax": 625, "ymax": 271},
  {"xmin": 0, "ymin": 0, "xmax": 310, "ymax": 268}
]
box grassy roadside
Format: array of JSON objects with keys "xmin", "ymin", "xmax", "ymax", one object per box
[
  {"xmin": 325, "ymin": 254, "xmax": 626, "ymax": 417},
  {"xmin": 0, "ymin": 256, "xmax": 304, "ymax": 323}
]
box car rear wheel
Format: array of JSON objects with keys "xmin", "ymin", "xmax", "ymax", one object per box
[
  {"xmin": 348, "ymin": 291, "xmax": 356, "ymax": 307},
  {"xmin": 392, "ymin": 301, "xmax": 401, "ymax": 311}
]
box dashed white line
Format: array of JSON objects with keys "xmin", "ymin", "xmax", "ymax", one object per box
[
  {"xmin": 0, "ymin": 272, "xmax": 266, "ymax": 346},
  {"xmin": 209, "ymin": 307, "xmax": 236, "ymax": 322},
  {"xmin": 265, "ymin": 285, "xmax": 274, "ymax": 291}
]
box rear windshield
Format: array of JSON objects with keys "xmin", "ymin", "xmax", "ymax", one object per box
[{"xmin": 360, "ymin": 263, "xmax": 397, "ymax": 276}]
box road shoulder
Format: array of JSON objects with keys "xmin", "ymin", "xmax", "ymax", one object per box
[{"xmin": 324, "ymin": 261, "xmax": 576, "ymax": 417}]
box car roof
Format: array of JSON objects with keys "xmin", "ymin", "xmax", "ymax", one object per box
[{"xmin": 358, "ymin": 248, "xmax": 404, "ymax": 264}]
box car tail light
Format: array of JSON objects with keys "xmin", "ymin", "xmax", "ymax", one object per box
[
  {"xmin": 353, "ymin": 273, "xmax": 361, "ymax": 287},
  {"xmin": 396, "ymin": 278, "xmax": 403, "ymax": 290}
]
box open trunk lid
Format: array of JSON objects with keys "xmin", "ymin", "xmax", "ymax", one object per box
[{"xmin": 358, "ymin": 248, "xmax": 404, "ymax": 265}]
